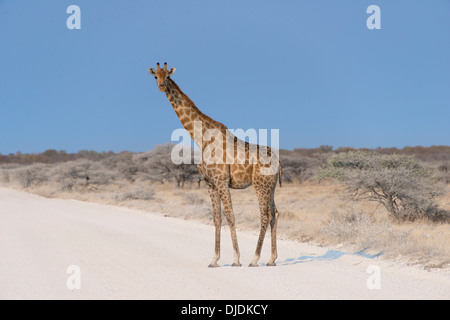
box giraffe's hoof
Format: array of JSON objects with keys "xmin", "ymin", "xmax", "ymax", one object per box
[
  {"xmin": 231, "ymin": 262, "xmax": 242, "ymax": 267},
  {"xmin": 248, "ymin": 263, "xmax": 259, "ymax": 267},
  {"xmin": 208, "ymin": 263, "xmax": 220, "ymax": 268},
  {"xmin": 266, "ymin": 262, "xmax": 276, "ymax": 267}
]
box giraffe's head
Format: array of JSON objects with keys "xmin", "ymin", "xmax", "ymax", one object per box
[{"xmin": 148, "ymin": 62, "xmax": 176, "ymax": 92}]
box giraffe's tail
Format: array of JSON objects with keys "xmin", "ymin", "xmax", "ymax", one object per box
[{"xmin": 278, "ymin": 161, "xmax": 282, "ymax": 188}]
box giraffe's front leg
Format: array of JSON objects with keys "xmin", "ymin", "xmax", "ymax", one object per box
[
  {"xmin": 208, "ymin": 186, "xmax": 222, "ymax": 268},
  {"xmin": 217, "ymin": 183, "xmax": 241, "ymax": 267}
]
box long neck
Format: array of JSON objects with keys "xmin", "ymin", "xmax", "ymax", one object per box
[{"xmin": 165, "ymin": 78, "xmax": 228, "ymax": 148}]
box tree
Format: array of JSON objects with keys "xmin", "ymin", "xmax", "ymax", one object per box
[
  {"xmin": 318, "ymin": 151, "xmax": 446, "ymax": 221},
  {"xmin": 136, "ymin": 143, "xmax": 201, "ymax": 188},
  {"xmin": 15, "ymin": 164, "xmax": 49, "ymax": 188}
]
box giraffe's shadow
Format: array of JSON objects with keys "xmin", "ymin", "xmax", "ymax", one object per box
[
  {"xmin": 275, "ymin": 249, "xmax": 383, "ymax": 266},
  {"xmin": 222, "ymin": 249, "xmax": 383, "ymax": 267}
]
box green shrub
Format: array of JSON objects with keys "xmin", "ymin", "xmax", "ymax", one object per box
[{"xmin": 318, "ymin": 152, "xmax": 446, "ymax": 221}]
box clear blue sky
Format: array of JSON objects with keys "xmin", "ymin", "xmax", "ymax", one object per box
[{"xmin": 1, "ymin": 0, "xmax": 449, "ymax": 154}]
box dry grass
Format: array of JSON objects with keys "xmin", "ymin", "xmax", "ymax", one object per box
[{"xmin": 5, "ymin": 176, "xmax": 449, "ymax": 272}]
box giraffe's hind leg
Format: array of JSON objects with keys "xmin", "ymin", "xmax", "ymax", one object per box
[
  {"xmin": 249, "ymin": 182, "xmax": 271, "ymax": 267},
  {"xmin": 250, "ymin": 171, "xmax": 279, "ymax": 267},
  {"xmin": 266, "ymin": 200, "xmax": 279, "ymax": 266}
]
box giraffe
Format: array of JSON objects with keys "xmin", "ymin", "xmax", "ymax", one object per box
[{"xmin": 148, "ymin": 62, "xmax": 281, "ymax": 267}]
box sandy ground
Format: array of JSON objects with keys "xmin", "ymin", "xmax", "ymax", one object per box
[{"xmin": 0, "ymin": 187, "xmax": 449, "ymax": 300}]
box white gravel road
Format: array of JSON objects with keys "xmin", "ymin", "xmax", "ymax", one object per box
[{"xmin": 0, "ymin": 187, "xmax": 449, "ymax": 300}]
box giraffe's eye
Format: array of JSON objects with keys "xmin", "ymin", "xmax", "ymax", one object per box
[{"xmin": 154, "ymin": 76, "xmax": 157, "ymax": 79}]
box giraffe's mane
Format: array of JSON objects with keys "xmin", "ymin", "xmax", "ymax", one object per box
[{"xmin": 167, "ymin": 77, "xmax": 229, "ymax": 133}]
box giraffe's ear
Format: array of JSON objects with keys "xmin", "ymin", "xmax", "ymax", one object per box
[
  {"xmin": 148, "ymin": 68, "xmax": 156, "ymax": 75},
  {"xmin": 168, "ymin": 67, "xmax": 176, "ymax": 76}
]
